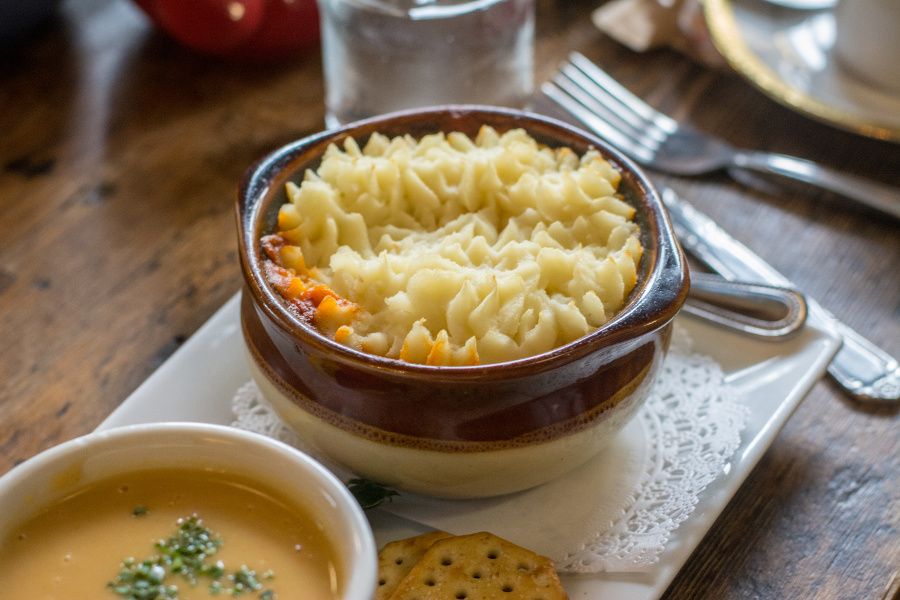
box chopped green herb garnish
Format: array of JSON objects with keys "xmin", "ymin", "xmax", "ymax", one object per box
[
  {"xmin": 155, "ymin": 515, "xmax": 222, "ymax": 585},
  {"xmin": 108, "ymin": 559, "xmax": 175, "ymax": 599},
  {"xmin": 230, "ymin": 565, "xmax": 263, "ymax": 594},
  {"xmin": 205, "ymin": 560, "xmax": 226, "ymax": 580},
  {"xmin": 348, "ymin": 477, "xmax": 400, "ymax": 509},
  {"xmin": 109, "ymin": 515, "xmax": 276, "ymax": 599},
  {"xmin": 132, "ymin": 505, "xmax": 149, "ymax": 517}
]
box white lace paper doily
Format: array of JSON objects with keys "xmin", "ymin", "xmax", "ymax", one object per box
[{"xmin": 231, "ymin": 326, "xmax": 747, "ymax": 573}]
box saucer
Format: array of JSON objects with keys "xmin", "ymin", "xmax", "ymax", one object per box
[{"xmin": 704, "ymin": 0, "xmax": 900, "ymax": 143}]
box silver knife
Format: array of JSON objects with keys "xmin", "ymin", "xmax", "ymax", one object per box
[{"xmin": 661, "ymin": 188, "xmax": 900, "ymax": 402}]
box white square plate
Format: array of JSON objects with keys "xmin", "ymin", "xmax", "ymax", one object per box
[{"xmin": 99, "ymin": 292, "xmax": 840, "ymax": 599}]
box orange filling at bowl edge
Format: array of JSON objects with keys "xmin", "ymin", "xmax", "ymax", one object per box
[
  {"xmin": 261, "ymin": 233, "xmax": 480, "ymax": 366},
  {"xmin": 262, "ymin": 234, "xmax": 358, "ymax": 339}
]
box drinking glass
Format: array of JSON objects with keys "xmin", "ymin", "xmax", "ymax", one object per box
[{"xmin": 317, "ymin": 0, "xmax": 535, "ymax": 128}]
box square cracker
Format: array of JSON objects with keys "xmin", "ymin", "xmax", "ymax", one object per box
[
  {"xmin": 388, "ymin": 531, "xmax": 567, "ymax": 600},
  {"xmin": 378, "ymin": 531, "xmax": 454, "ymax": 600}
]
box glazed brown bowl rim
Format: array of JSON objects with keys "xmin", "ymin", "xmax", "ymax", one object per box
[{"xmin": 237, "ymin": 105, "xmax": 688, "ymax": 380}]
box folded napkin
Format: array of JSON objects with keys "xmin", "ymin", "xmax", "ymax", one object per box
[
  {"xmin": 231, "ymin": 326, "xmax": 747, "ymax": 573},
  {"xmin": 593, "ymin": 0, "xmax": 726, "ymax": 67}
]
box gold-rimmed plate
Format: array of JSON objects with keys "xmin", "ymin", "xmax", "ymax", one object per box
[{"xmin": 704, "ymin": 0, "xmax": 900, "ymax": 143}]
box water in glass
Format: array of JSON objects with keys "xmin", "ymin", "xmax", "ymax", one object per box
[{"xmin": 319, "ymin": 0, "xmax": 534, "ymax": 127}]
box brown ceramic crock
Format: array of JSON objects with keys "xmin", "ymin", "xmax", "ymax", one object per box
[{"xmin": 237, "ymin": 105, "xmax": 689, "ymax": 498}]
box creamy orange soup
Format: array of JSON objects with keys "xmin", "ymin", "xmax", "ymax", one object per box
[{"xmin": 0, "ymin": 469, "xmax": 340, "ymax": 600}]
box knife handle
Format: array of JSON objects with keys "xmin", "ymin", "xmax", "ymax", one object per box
[
  {"xmin": 730, "ymin": 152, "xmax": 900, "ymax": 221},
  {"xmin": 661, "ymin": 188, "xmax": 900, "ymax": 403}
]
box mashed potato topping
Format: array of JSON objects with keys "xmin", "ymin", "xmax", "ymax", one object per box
[{"xmin": 263, "ymin": 126, "xmax": 643, "ymax": 366}]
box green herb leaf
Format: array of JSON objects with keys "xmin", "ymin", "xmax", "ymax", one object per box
[
  {"xmin": 260, "ymin": 591, "xmax": 276, "ymax": 600},
  {"xmin": 347, "ymin": 478, "xmax": 400, "ymax": 509},
  {"xmin": 132, "ymin": 505, "xmax": 149, "ymax": 517}
]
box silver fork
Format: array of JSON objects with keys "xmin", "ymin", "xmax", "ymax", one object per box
[{"xmin": 542, "ymin": 52, "xmax": 900, "ymax": 220}]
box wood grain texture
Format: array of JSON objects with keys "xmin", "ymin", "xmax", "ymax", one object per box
[{"xmin": 0, "ymin": 0, "xmax": 897, "ymax": 598}]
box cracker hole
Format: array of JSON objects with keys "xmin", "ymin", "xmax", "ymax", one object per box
[
  {"xmin": 425, "ymin": 579, "xmax": 436, "ymax": 587},
  {"xmin": 441, "ymin": 557, "xmax": 453, "ymax": 566},
  {"xmin": 487, "ymin": 550, "xmax": 499, "ymax": 560},
  {"xmin": 395, "ymin": 558, "xmax": 404, "ymax": 565},
  {"xmin": 517, "ymin": 563, "xmax": 530, "ymax": 571},
  {"xmin": 378, "ymin": 579, "xmax": 386, "ymax": 586},
  {"xmin": 455, "ymin": 592, "xmax": 468, "ymax": 599},
  {"xmin": 502, "ymin": 585, "xmax": 514, "ymax": 593},
  {"xmin": 471, "ymin": 571, "xmax": 482, "ymax": 580}
]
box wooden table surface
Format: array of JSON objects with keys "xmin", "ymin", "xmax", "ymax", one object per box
[{"xmin": 1, "ymin": 0, "xmax": 898, "ymax": 597}]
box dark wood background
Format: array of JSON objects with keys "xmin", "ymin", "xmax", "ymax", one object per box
[{"xmin": 1, "ymin": 0, "xmax": 897, "ymax": 598}]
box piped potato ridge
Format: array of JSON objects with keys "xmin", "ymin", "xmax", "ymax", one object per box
[{"xmin": 262, "ymin": 126, "xmax": 643, "ymax": 366}]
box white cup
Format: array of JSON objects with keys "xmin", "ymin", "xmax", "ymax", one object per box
[
  {"xmin": 0, "ymin": 423, "xmax": 377, "ymax": 600},
  {"xmin": 833, "ymin": 0, "xmax": 900, "ymax": 91}
]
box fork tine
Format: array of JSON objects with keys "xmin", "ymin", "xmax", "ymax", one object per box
[
  {"xmin": 540, "ymin": 81, "xmax": 656, "ymax": 165},
  {"xmin": 569, "ymin": 52, "xmax": 678, "ymax": 134},
  {"xmin": 550, "ymin": 72, "xmax": 661, "ymax": 157},
  {"xmin": 557, "ymin": 63, "xmax": 668, "ymax": 145}
]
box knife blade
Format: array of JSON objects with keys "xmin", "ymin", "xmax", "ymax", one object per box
[{"xmin": 661, "ymin": 188, "xmax": 900, "ymax": 402}]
